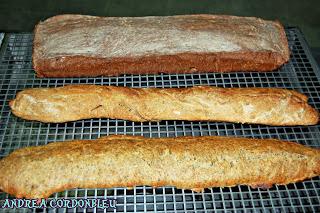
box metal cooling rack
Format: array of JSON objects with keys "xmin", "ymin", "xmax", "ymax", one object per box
[{"xmin": 0, "ymin": 27, "xmax": 319, "ymax": 212}]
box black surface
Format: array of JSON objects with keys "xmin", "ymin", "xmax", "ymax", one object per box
[{"xmin": 311, "ymin": 48, "xmax": 320, "ymax": 68}]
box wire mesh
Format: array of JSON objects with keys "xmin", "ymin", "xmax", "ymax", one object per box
[{"xmin": 0, "ymin": 28, "xmax": 319, "ymax": 212}]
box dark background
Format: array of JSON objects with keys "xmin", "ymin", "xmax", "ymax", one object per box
[{"xmin": 0, "ymin": 0, "xmax": 319, "ymax": 62}]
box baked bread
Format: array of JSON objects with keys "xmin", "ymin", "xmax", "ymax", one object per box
[
  {"xmin": 0, "ymin": 135, "xmax": 319, "ymax": 198},
  {"xmin": 33, "ymin": 14, "xmax": 290, "ymax": 77},
  {"xmin": 9, "ymin": 85, "xmax": 319, "ymax": 125}
]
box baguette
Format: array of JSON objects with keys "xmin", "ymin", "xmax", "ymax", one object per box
[
  {"xmin": 9, "ymin": 85, "xmax": 319, "ymax": 125},
  {"xmin": 33, "ymin": 14, "xmax": 290, "ymax": 77},
  {"xmin": 0, "ymin": 135, "xmax": 319, "ymax": 198}
]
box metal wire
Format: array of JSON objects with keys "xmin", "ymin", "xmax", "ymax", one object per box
[{"xmin": 0, "ymin": 28, "xmax": 319, "ymax": 212}]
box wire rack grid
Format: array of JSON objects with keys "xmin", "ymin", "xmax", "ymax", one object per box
[{"xmin": 0, "ymin": 27, "xmax": 319, "ymax": 212}]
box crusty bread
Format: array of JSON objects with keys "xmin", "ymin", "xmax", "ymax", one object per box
[
  {"xmin": 33, "ymin": 14, "xmax": 290, "ymax": 77},
  {"xmin": 0, "ymin": 135, "xmax": 319, "ymax": 198},
  {"xmin": 9, "ymin": 85, "xmax": 319, "ymax": 125}
]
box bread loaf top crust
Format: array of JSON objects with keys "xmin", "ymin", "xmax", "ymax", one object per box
[
  {"xmin": 0, "ymin": 135, "xmax": 319, "ymax": 198},
  {"xmin": 9, "ymin": 85, "xmax": 319, "ymax": 125},
  {"xmin": 34, "ymin": 14, "xmax": 289, "ymax": 61}
]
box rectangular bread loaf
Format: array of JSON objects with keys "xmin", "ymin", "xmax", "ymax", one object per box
[
  {"xmin": 9, "ymin": 85, "xmax": 319, "ymax": 125},
  {"xmin": 33, "ymin": 14, "xmax": 290, "ymax": 77},
  {"xmin": 0, "ymin": 135, "xmax": 319, "ymax": 198}
]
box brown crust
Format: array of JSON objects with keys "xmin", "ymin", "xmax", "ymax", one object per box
[
  {"xmin": 33, "ymin": 14, "xmax": 290, "ymax": 77},
  {"xmin": 274, "ymin": 20, "xmax": 291, "ymax": 62},
  {"xmin": 0, "ymin": 135, "xmax": 319, "ymax": 198},
  {"xmin": 9, "ymin": 85, "xmax": 319, "ymax": 125},
  {"xmin": 34, "ymin": 52, "xmax": 286, "ymax": 78}
]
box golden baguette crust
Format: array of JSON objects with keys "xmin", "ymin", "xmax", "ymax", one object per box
[
  {"xmin": 0, "ymin": 135, "xmax": 319, "ymax": 198},
  {"xmin": 9, "ymin": 85, "xmax": 319, "ymax": 125},
  {"xmin": 33, "ymin": 14, "xmax": 290, "ymax": 77}
]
